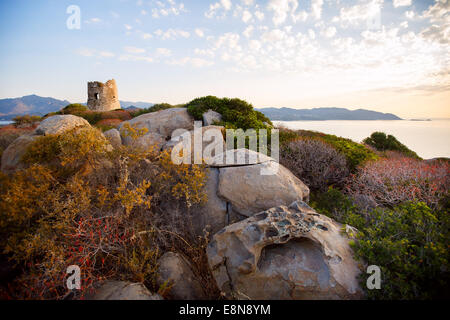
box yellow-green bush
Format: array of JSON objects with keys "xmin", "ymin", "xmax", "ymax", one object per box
[{"xmin": 0, "ymin": 124, "xmax": 211, "ymax": 299}]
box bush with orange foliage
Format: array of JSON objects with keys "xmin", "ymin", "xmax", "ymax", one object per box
[{"xmin": 0, "ymin": 125, "xmax": 215, "ymax": 300}]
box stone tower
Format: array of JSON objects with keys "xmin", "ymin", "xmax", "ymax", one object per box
[{"xmin": 87, "ymin": 79, "xmax": 121, "ymax": 111}]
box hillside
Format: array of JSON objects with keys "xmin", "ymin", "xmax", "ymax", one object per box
[
  {"xmin": 0, "ymin": 95, "xmax": 154, "ymax": 119},
  {"xmin": 257, "ymin": 107, "xmax": 402, "ymax": 121},
  {"xmin": 0, "ymin": 95, "xmax": 70, "ymax": 119}
]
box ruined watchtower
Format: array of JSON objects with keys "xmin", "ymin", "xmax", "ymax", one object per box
[{"xmin": 87, "ymin": 79, "xmax": 121, "ymax": 111}]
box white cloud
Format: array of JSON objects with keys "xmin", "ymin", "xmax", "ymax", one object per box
[
  {"xmin": 155, "ymin": 48, "xmax": 172, "ymax": 57},
  {"xmin": 241, "ymin": 0, "xmax": 254, "ymax": 5},
  {"xmin": 124, "ymin": 46, "xmax": 146, "ymax": 54},
  {"xmin": 261, "ymin": 29, "xmax": 287, "ymax": 42},
  {"xmin": 322, "ymin": 26, "xmax": 337, "ymax": 38},
  {"xmin": 154, "ymin": 28, "xmax": 190, "ymax": 40},
  {"xmin": 255, "ymin": 10, "xmax": 265, "ymax": 21},
  {"xmin": 119, "ymin": 55, "xmax": 153, "ymax": 63},
  {"xmin": 215, "ymin": 32, "xmax": 241, "ymax": 50},
  {"xmin": 195, "ymin": 28, "xmax": 205, "ymax": 37},
  {"xmin": 267, "ymin": 0, "xmax": 299, "ymax": 25},
  {"xmin": 85, "ymin": 17, "xmax": 101, "ymax": 24},
  {"xmin": 152, "ymin": 0, "xmax": 186, "ymax": 18},
  {"xmin": 206, "ymin": 0, "xmax": 232, "ymax": 18},
  {"xmin": 124, "ymin": 24, "xmax": 133, "ymax": 30},
  {"xmin": 77, "ymin": 48, "xmax": 115, "ymax": 59},
  {"xmin": 249, "ymin": 39, "xmax": 262, "ymax": 51},
  {"xmin": 311, "ymin": 0, "xmax": 324, "ymax": 20},
  {"xmin": 99, "ymin": 51, "xmax": 115, "ymax": 58},
  {"xmin": 141, "ymin": 32, "xmax": 153, "ymax": 40},
  {"xmin": 77, "ymin": 48, "xmax": 95, "ymax": 57},
  {"xmin": 405, "ymin": 10, "xmax": 415, "ymax": 19},
  {"xmin": 194, "ymin": 48, "xmax": 215, "ymax": 58},
  {"xmin": 243, "ymin": 25, "xmax": 254, "ymax": 38},
  {"xmin": 168, "ymin": 57, "xmax": 214, "ymax": 67},
  {"xmin": 335, "ymin": 0, "xmax": 383, "ymax": 27},
  {"xmin": 242, "ymin": 10, "xmax": 253, "ymax": 23},
  {"xmin": 393, "ymin": 0, "xmax": 412, "ymax": 8}
]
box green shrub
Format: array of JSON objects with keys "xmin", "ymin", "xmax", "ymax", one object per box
[
  {"xmin": 12, "ymin": 115, "xmax": 41, "ymax": 127},
  {"xmin": 132, "ymin": 103, "xmax": 180, "ymax": 117},
  {"xmin": 278, "ymin": 128, "xmax": 378, "ymax": 171},
  {"xmin": 364, "ymin": 132, "xmax": 421, "ymax": 159},
  {"xmin": 186, "ymin": 96, "xmax": 272, "ymax": 130},
  {"xmin": 311, "ymin": 188, "xmax": 449, "ymax": 300},
  {"xmin": 61, "ymin": 104, "xmax": 88, "ymax": 114}
]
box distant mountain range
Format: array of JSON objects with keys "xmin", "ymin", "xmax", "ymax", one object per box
[
  {"xmin": 257, "ymin": 107, "xmax": 402, "ymax": 121},
  {"xmin": 0, "ymin": 95, "xmax": 154, "ymax": 119},
  {"xmin": 0, "ymin": 95, "xmax": 401, "ymax": 121}
]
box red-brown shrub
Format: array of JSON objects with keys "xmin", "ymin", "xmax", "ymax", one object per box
[
  {"xmin": 96, "ymin": 119, "xmax": 123, "ymax": 128},
  {"xmin": 100, "ymin": 110, "xmax": 132, "ymax": 121},
  {"xmin": 345, "ymin": 157, "xmax": 450, "ymax": 210},
  {"xmin": 280, "ymin": 138, "xmax": 349, "ymax": 192}
]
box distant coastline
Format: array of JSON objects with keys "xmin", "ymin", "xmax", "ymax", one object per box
[{"xmin": 257, "ymin": 107, "xmax": 401, "ymax": 121}]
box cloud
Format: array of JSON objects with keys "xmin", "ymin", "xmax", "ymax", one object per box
[
  {"xmin": 243, "ymin": 25, "xmax": 254, "ymax": 38},
  {"xmin": 124, "ymin": 24, "xmax": 133, "ymax": 31},
  {"xmin": 119, "ymin": 55, "xmax": 153, "ymax": 63},
  {"xmin": 206, "ymin": 0, "xmax": 233, "ymax": 18},
  {"xmin": 168, "ymin": 57, "xmax": 214, "ymax": 67},
  {"xmin": 242, "ymin": 10, "xmax": 253, "ymax": 23},
  {"xmin": 77, "ymin": 48, "xmax": 115, "ymax": 59},
  {"xmin": 311, "ymin": 0, "xmax": 324, "ymax": 20},
  {"xmin": 195, "ymin": 28, "xmax": 205, "ymax": 37},
  {"xmin": 267, "ymin": 0, "xmax": 299, "ymax": 25},
  {"xmin": 154, "ymin": 28, "xmax": 191, "ymax": 40},
  {"xmin": 393, "ymin": 0, "xmax": 412, "ymax": 8},
  {"xmin": 99, "ymin": 51, "xmax": 115, "ymax": 58},
  {"xmin": 124, "ymin": 46, "xmax": 146, "ymax": 54},
  {"xmin": 84, "ymin": 17, "xmax": 102, "ymax": 24},
  {"xmin": 334, "ymin": 0, "xmax": 383, "ymax": 28},
  {"xmin": 155, "ymin": 48, "xmax": 172, "ymax": 57},
  {"xmin": 151, "ymin": 0, "xmax": 187, "ymax": 18},
  {"xmin": 322, "ymin": 26, "xmax": 337, "ymax": 38},
  {"xmin": 255, "ymin": 10, "xmax": 265, "ymax": 21}
]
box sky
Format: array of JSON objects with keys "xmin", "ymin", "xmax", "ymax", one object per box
[{"xmin": 0, "ymin": 0, "xmax": 448, "ymax": 118}]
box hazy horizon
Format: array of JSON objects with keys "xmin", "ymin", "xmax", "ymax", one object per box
[{"xmin": 0, "ymin": 0, "xmax": 449, "ymax": 119}]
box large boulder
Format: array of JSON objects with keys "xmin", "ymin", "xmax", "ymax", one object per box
[
  {"xmin": 35, "ymin": 115, "xmax": 90, "ymax": 135},
  {"xmin": 202, "ymin": 110, "xmax": 222, "ymax": 126},
  {"xmin": 156, "ymin": 252, "xmax": 206, "ymax": 300},
  {"xmin": 217, "ymin": 161, "xmax": 309, "ymax": 217},
  {"xmin": 192, "ymin": 168, "xmax": 228, "ymax": 236},
  {"xmin": 209, "ymin": 148, "xmax": 273, "ymax": 168},
  {"xmin": 1, "ymin": 134, "xmax": 37, "ymax": 173},
  {"xmin": 122, "ymin": 132, "xmax": 166, "ymax": 150},
  {"xmin": 164, "ymin": 125, "xmax": 225, "ymax": 164},
  {"xmin": 103, "ymin": 128, "xmax": 122, "ymax": 148},
  {"xmin": 119, "ymin": 108, "xmax": 194, "ymax": 140},
  {"xmin": 207, "ymin": 201, "xmax": 364, "ymax": 300},
  {"xmin": 87, "ymin": 281, "xmax": 162, "ymax": 300}
]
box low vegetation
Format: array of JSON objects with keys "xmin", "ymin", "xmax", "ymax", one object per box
[
  {"xmin": 364, "ymin": 131, "xmax": 421, "ymax": 159},
  {"xmin": 186, "ymin": 96, "xmax": 272, "ymax": 130},
  {"xmin": 0, "ymin": 125, "xmax": 217, "ymax": 299},
  {"xmin": 279, "ymin": 127, "xmax": 378, "ymax": 172},
  {"xmin": 311, "ymin": 188, "xmax": 449, "ymax": 300},
  {"xmin": 12, "ymin": 115, "xmax": 42, "ymax": 127}
]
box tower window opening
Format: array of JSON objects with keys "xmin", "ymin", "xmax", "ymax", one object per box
[{"xmin": 95, "ymin": 93, "xmax": 99, "ymax": 100}]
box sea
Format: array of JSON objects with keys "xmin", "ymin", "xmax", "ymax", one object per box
[{"xmin": 274, "ymin": 119, "xmax": 450, "ymax": 160}]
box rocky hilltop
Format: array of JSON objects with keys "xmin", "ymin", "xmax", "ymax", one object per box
[{"xmin": 1, "ymin": 108, "xmax": 364, "ymax": 300}]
